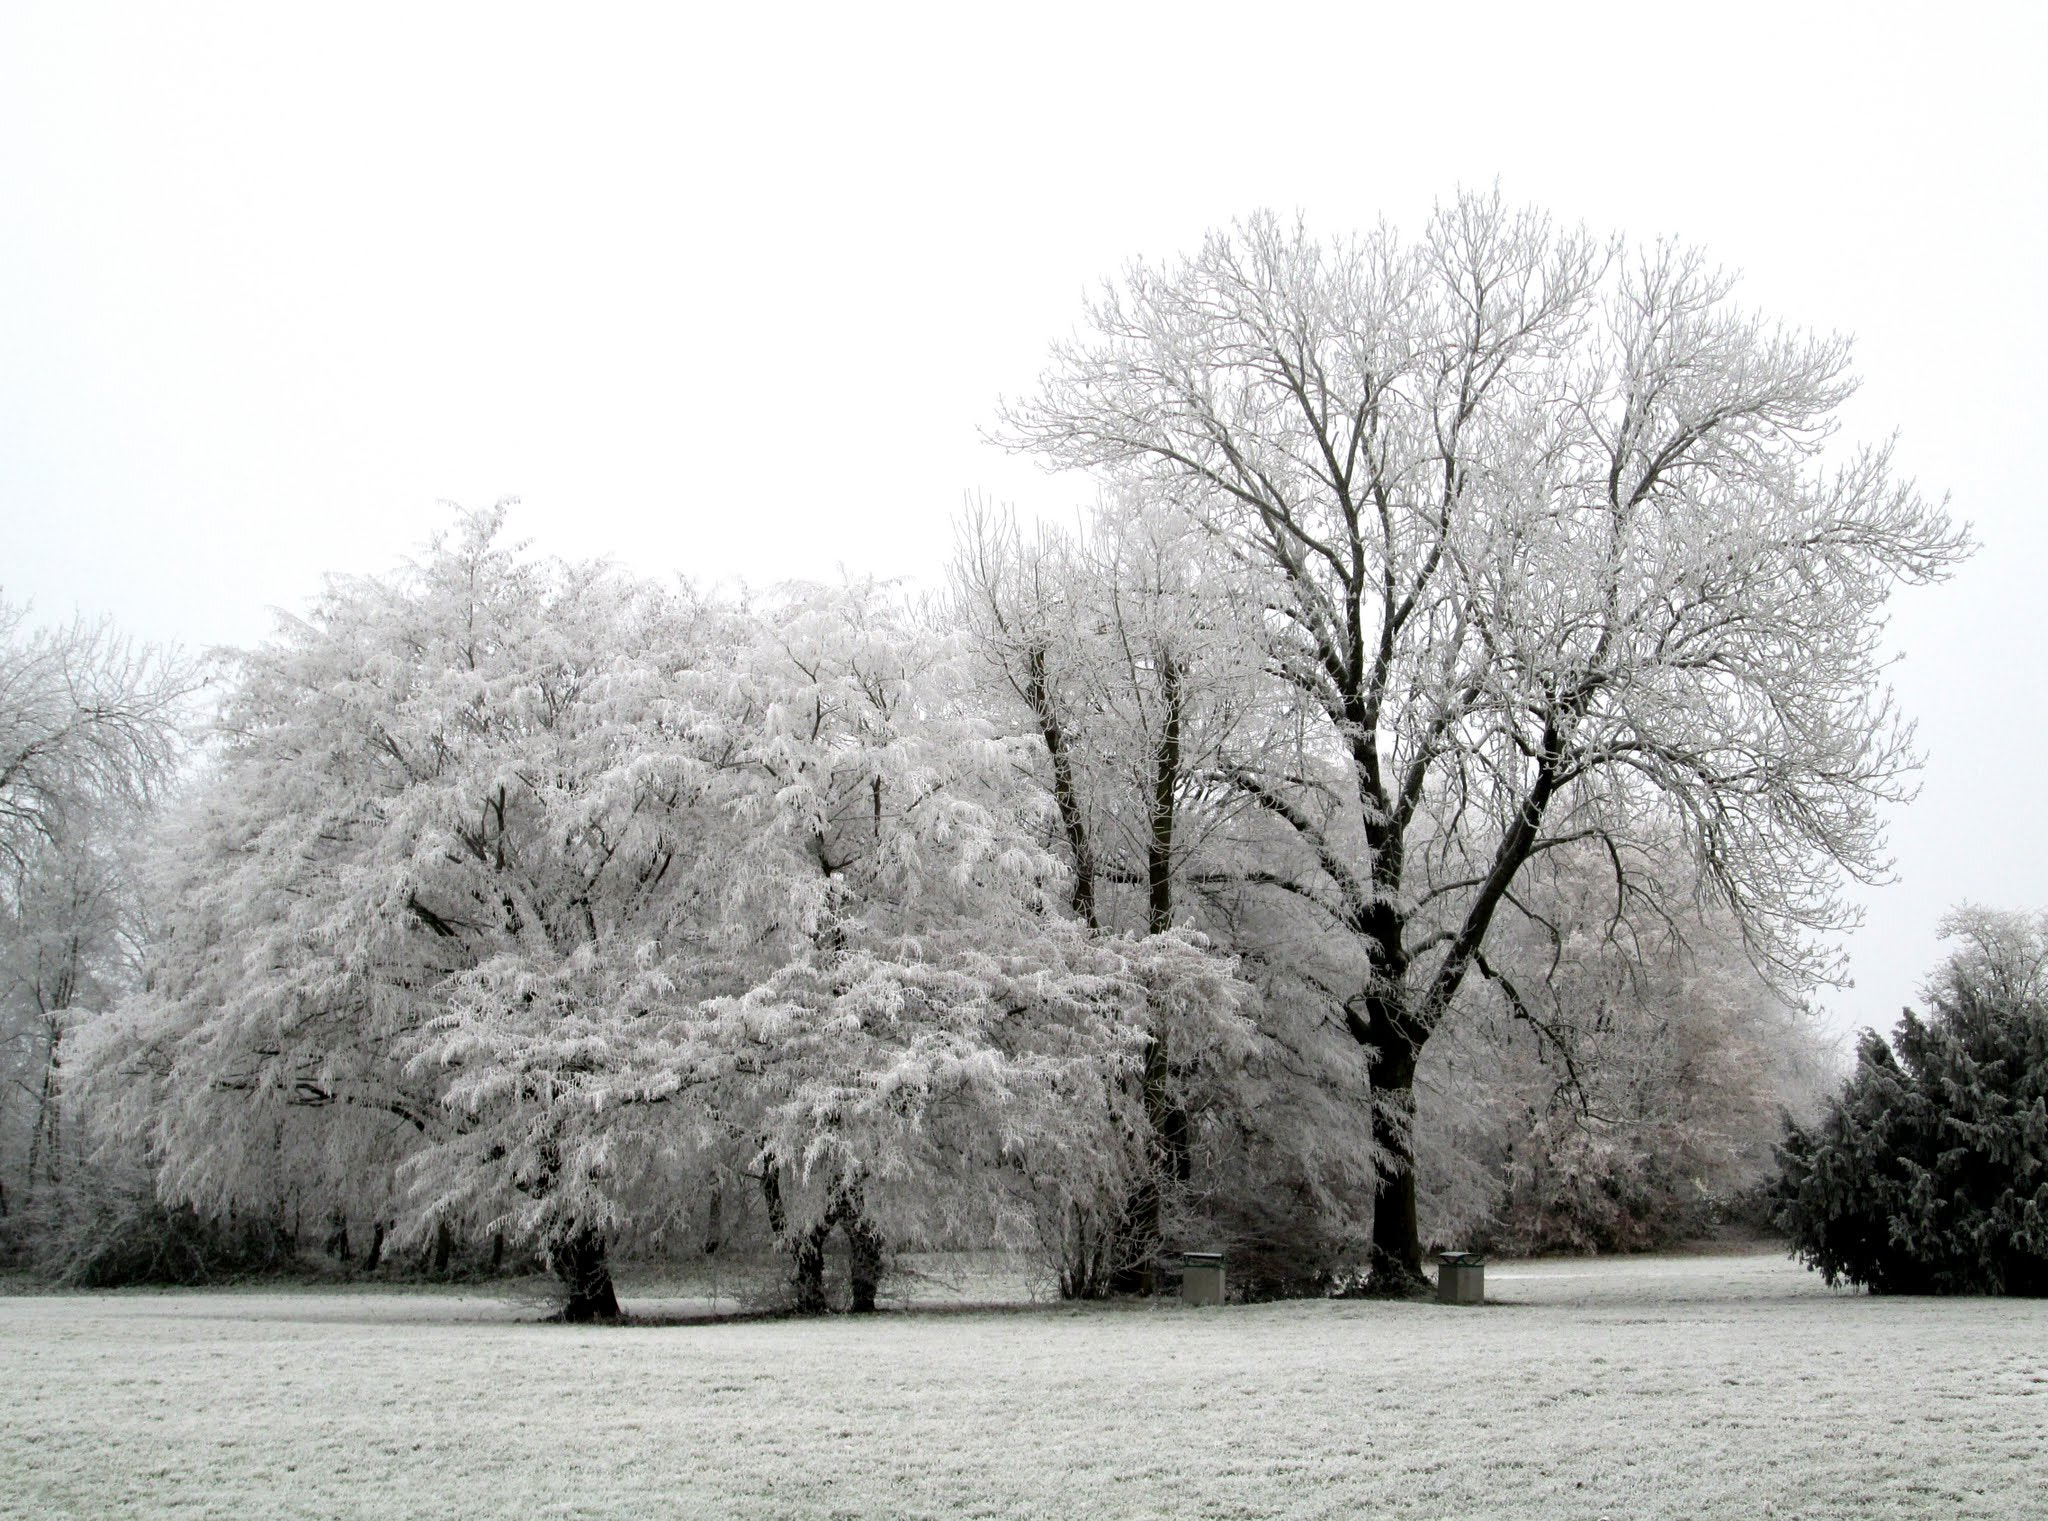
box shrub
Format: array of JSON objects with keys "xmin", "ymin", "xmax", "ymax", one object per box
[{"xmin": 3, "ymin": 1165, "xmax": 301, "ymax": 1287}]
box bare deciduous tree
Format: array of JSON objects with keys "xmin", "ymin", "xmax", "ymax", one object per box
[
  {"xmin": 0, "ymin": 598, "xmax": 194, "ymax": 876},
  {"xmin": 999, "ymin": 191, "xmax": 1969, "ymax": 1291},
  {"xmin": 0, "ymin": 598, "xmax": 191, "ymax": 1226},
  {"xmin": 953, "ymin": 500, "xmax": 1379, "ymax": 1294}
]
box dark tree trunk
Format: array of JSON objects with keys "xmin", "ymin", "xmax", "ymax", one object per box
[
  {"xmin": 1363, "ymin": 1032, "xmax": 1431, "ymax": 1297},
  {"xmin": 325, "ymin": 1210, "xmax": 352, "ymax": 1264},
  {"xmin": 1164, "ymin": 1098, "xmax": 1192, "ymax": 1186},
  {"xmin": 1115, "ymin": 649, "xmax": 1187, "ymax": 1298},
  {"xmin": 1353, "ymin": 749, "xmax": 1565, "ymax": 1296},
  {"xmin": 1060, "ymin": 1212, "xmax": 1114, "ymax": 1300},
  {"xmin": 364, "ymin": 1221, "xmax": 386, "ymax": 1271},
  {"xmin": 25, "ymin": 1048, "xmax": 59, "ymax": 1195},
  {"xmin": 549, "ymin": 1227, "xmax": 621, "ymax": 1322},
  {"xmin": 764, "ymin": 1164, "xmax": 831, "ymax": 1315},
  {"xmin": 845, "ymin": 1209, "xmax": 884, "ymax": 1314},
  {"xmin": 789, "ymin": 1223, "xmax": 830, "ymax": 1315},
  {"xmin": 703, "ymin": 1183, "xmax": 723, "ymax": 1256},
  {"xmin": 430, "ymin": 1218, "xmax": 453, "ymax": 1278},
  {"xmin": 1023, "ymin": 643, "xmax": 1098, "ymax": 930},
  {"xmin": 489, "ymin": 1231, "xmax": 504, "ymax": 1275}
]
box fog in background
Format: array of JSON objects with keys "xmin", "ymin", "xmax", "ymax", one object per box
[{"xmin": 4, "ymin": 0, "xmax": 2042, "ymax": 1043}]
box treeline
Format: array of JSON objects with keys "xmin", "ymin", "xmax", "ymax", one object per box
[
  {"xmin": 8, "ymin": 509, "xmax": 1822, "ymax": 1311},
  {"xmin": 8, "ymin": 192, "xmax": 1966, "ymax": 1311}
]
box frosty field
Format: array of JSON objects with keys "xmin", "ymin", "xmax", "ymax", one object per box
[{"xmin": 4, "ymin": 1253, "xmax": 2044, "ymax": 1520}]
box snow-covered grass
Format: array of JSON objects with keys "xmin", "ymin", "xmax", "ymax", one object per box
[{"xmin": 4, "ymin": 1252, "xmax": 2044, "ymax": 1519}]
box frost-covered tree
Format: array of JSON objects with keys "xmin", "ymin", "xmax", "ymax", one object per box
[
  {"xmin": 76, "ymin": 509, "xmax": 732, "ymax": 1315},
  {"xmin": 677, "ymin": 579, "xmax": 1258, "ymax": 1309},
  {"xmin": 0, "ymin": 597, "xmax": 193, "ymax": 876},
  {"xmin": 952, "ymin": 501, "xmax": 1377, "ymax": 1295},
  {"xmin": 2, "ymin": 831, "xmax": 143, "ymax": 1221},
  {"xmin": 0, "ymin": 598, "xmax": 191, "ymax": 1238},
  {"xmin": 79, "ymin": 514, "xmax": 1258, "ymax": 1314},
  {"xmin": 999, "ymin": 190, "xmax": 1969, "ymax": 1290},
  {"xmin": 1775, "ymin": 907, "xmax": 2048, "ymax": 1295},
  {"xmin": 1415, "ymin": 843, "xmax": 1837, "ymax": 1254}
]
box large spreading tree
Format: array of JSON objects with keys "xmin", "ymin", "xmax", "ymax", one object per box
[
  {"xmin": 80, "ymin": 511, "xmax": 1259, "ymax": 1314},
  {"xmin": 998, "ymin": 191, "xmax": 1968, "ymax": 1291}
]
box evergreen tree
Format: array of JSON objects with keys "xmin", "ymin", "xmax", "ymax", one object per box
[{"xmin": 1775, "ymin": 907, "xmax": 2048, "ymax": 1295}]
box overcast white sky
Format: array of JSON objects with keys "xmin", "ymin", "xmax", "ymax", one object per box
[{"xmin": 3, "ymin": 1, "xmax": 2042, "ymax": 1039}]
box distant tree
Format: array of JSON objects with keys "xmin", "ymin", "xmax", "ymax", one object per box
[
  {"xmin": 1775, "ymin": 907, "xmax": 2048, "ymax": 1295},
  {"xmin": 0, "ymin": 597, "xmax": 192, "ymax": 1236},
  {"xmin": 998, "ymin": 190, "xmax": 1969, "ymax": 1291},
  {"xmin": 1, "ymin": 831, "xmax": 142, "ymax": 1225},
  {"xmin": 1416, "ymin": 844, "xmax": 1837, "ymax": 1254},
  {"xmin": 0, "ymin": 597, "xmax": 192, "ymax": 876},
  {"xmin": 952, "ymin": 502, "xmax": 1378, "ymax": 1296}
]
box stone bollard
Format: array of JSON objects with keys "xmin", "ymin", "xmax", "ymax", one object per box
[
  {"xmin": 1436, "ymin": 1250, "xmax": 1485, "ymax": 1304},
  {"xmin": 1180, "ymin": 1251, "xmax": 1226, "ymax": 1306}
]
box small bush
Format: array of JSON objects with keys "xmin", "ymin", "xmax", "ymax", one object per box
[
  {"xmin": 1486, "ymin": 1113, "xmax": 1722, "ymax": 1256},
  {"xmin": 1193, "ymin": 1176, "xmax": 1370, "ymax": 1301},
  {"xmin": 3, "ymin": 1169, "xmax": 300, "ymax": 1287}
]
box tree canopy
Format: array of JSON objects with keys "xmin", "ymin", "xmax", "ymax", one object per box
[
  {"xmin": 998, "ymin": 190, "xmax": 1968, "ymax": 1287},
  {"xmin": 76, "ymin": 510, "xmax": 1267, "ymax": 1314}
]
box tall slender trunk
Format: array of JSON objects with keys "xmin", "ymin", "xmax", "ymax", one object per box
[
  {"xmin": 1125, "ymin": 651, "xmax": 1185, "ymax": 1295},
  {"xmin": 25, "ymin": 1018, "xmax": 62, "ymax": 1196},
  {"xmin": 703, "ymin": 1182, "xmax": 723, "ymax": 1256},
  {"xmin": 326, "ymin": 1209, "xmax": 352, "ymax": 1264},
  {"xmin": 1023, "ymin": 643, "xmax": 1098, "ymax": 928}
]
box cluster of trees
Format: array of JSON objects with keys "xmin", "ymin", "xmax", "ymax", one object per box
[
  {"xmin": 12, "ymin": 190, "xmax": 1975, "ymax": 1312},
  {"xmin": 70, "ymin": 518, "xmax": 1306, "ymax": 1317}
]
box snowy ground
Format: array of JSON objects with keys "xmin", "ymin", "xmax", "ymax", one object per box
[{"xmin": 4, "ymin": 1252, "xmax": 2044, "ymax": 1519}]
